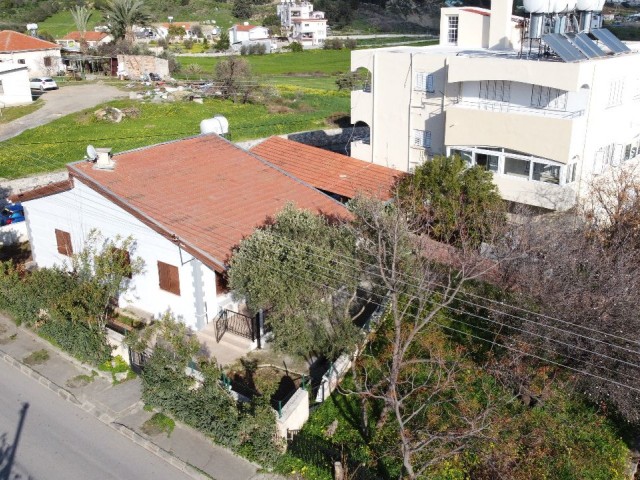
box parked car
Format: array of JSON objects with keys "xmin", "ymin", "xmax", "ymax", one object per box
[
  {"xmin": 29, "ymin": 77, "xmax": 58, "ymax": 91},
  {"xmin": 0, "ymin": 203, "xmax": 25, "ymax": 226}
]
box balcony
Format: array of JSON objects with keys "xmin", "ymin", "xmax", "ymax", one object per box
[{"xmin": 445, "ymin": 103, "xmax": 581, "ymax": 163}]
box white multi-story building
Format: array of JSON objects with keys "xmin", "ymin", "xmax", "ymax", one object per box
[
  {"xmin": 277, "ymin": 0, "xmax": 327, "ymax": 46},
  {"xmin": 349, "ymin": 0, "xmax": 640, "ymax": 210}
]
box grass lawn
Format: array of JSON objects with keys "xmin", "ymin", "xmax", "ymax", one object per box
[
  {"xmin": 178, "ymin": 49, "xmax": 351, "ymax": 76},
  {"xmin": 38, "ymin": 10, "xmax": 106, "ymax": 38},
  {"xmin": 0, "ymin": 90, "xmax": 349, "ymax": 179},
  {"xmin": 0, "ymin": 100, "xmax": 43, "ymax": 124}
]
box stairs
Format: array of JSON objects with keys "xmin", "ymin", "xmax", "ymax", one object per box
[{"xmin": 195, "ymin": 322, "xmax": 254, "ymax": 366}]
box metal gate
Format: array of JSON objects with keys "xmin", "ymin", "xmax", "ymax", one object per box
[{"xmin": 214, "ymin": 309, "xmax": 255, "ymax": 343}]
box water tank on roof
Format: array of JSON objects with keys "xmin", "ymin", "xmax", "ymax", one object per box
[
  {"xmin": 200, "ymin": 115, "xmax": 229, "ymax": 136},
  {"xmin": 577, "ymin": 0, "xmax": 599, "ymax": 10},
  {"xmin": 524, "ymin": 0, "xmax": 550, "ymax": 13},
  {"xmin": 550, "ymin": 0, "xmax": 577, "ymax": 13}
]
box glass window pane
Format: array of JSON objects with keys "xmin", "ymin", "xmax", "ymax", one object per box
[
  {"xmin": 532, "ymin": 162, "xmax": 560, "ymax": 184},
  {"xmin": 451, "ymin": 149, "xmax": 472, "ymax": 165},
  {"xmin": 504, "ymin": 157, "xmax": 530, "ymax": 178},
  {"xmin": 476, "ymin": 153, "xmax": 499, "ymax": 172}
]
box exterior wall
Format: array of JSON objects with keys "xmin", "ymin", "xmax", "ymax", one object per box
[
  {"xmin": 0, "ymin": 49, "xmax": 62, "ymax": 77},
  {"xmin": 23, "ymin": 180, "xmax": 221, "ymax": 330},
  {"xmin": 0, "ymin": 65, "xmax": 32, "ymax": 106},
  {"xmin": 230, "ymin": 27, "xmax": 269, "ymax": 44},
  {"xmin": 440, "ymin": 8, "xmax": 489, "ymax": 48},
  {"xmin": 292, "ymin": 20, "xmax": 327, "ymax": 45},
  {"xmin": 275, "ymin": 388, "xmax": 309, "ymax": 438},
  {"xmin": 349, "ymin": 42, "xmax": 640, "ymax": 209},
  {"xmin": 116, "ymin": 55, "xmax": 169, "ymax": 79}
]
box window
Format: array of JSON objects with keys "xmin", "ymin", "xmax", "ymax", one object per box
[
  {"xmin": 531, "ymin": 85, "xmax": 567, "ymax": 110},
  {"xmin": 480, "ymin": 80, "xmax": 511, "ymax": 102},
  {"xmin": 450, "ymin": 149, "xmax": 472, "ymax": 165},
  {"xmin": 532, "ymin": 162, "xmax": 560, "ymax": 184},
  {"xmin": 565, "ymin": 163, "xmax": 577, "ymax": 183},
  {"xmin": 447, "ymin": 15, "xmax": 459, "ymax": 45},
  {"xmin": 624, "ymin": 144, "xmax": 632, "ymax": 161},
  {"xmin": 0, "ymin": 80, "xmax": 3, "ymax": 95},
  {"xmin": 43, "ymin": 56, "xmax": 52, "ymax": 67},
  {"xmin": 158, "ymin": 261, "xmax": 180, "ymax": 295},
  {"xmin": 608, "ymin": 80, "xmax": 624, "ymax": 107},
  {"xmin": 415, "ymin": 72, "xmax": 435, "ymax": 93},
  {"xmin": 55, "ymin": 229, "xmax": 73, "ymax": 256},
  {"xmin": 476, "ymin": 153, "xmax": 499, "ymax": 172},
  {"xmin": 412, "ymin": 129, "xmax": 431, "ymax": 149},
  {"xmin": 504, "ymin": 157, "xmax": 531, "ymax": 178},
  {"xmin": 17, "ymin": 59, "xmax": 25, "ymax": 64}
]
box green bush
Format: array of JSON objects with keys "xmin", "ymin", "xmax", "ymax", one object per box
[
  {"xmin": 39, "ymin": 317, "xmax": 112, "ymax": 365},
  {"xmin": 323, "ymin": 38, "xmax": 344, "ymax": 50}
]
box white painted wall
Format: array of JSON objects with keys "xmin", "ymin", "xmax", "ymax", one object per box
[
  {"xmin": 23, "ymin": 180, "xmax": 221, "ymax": 330},
  {"xmin": 0, "ymin": 49, "xmax": 62, "ymax": 77},
  {"xmin": 0, "ymin": 64, "xmax": 32, "ymax": 106}
]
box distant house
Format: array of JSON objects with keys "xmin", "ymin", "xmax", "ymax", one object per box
[
  {"xmin": 57, "ymin": 31, "xmax": 113, "ymax": 49},
  {"xmin": 0, "ymin": 30, "xmax": 62, "ymax": 77},
  {"xmin": 0, "ymin": 61, "xmax": 32, "ymax": 106},
  {"xmin": 277, "ymin": 1, "xmax": 327, "ymax": 45},
  {"xmin": 13, "ymin": 134, "xmax": 347, "ymax": 331},
  {"xmin": 154, "ymin": 23, "xmax": 197, "ymax": 41},
  {"xmin": 228, "ymin": 23, "xmax": 270, "ymax": 44},
  {"xmin": 250, "ymin": 136, "xmax": 402, "ymax": 201}
]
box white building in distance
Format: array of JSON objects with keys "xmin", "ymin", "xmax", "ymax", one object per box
[
  {"xmin": 349, "ymin": 0, "xmax": 640, "ymax": 211},
  {"xmin": 277, "ymin": 0, "xmax": 328, "ymax": 46}
]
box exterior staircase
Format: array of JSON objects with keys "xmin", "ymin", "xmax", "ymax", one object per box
[{"xmin": 195, "ymin": 321, "xmax": 254, "ymax": 366}]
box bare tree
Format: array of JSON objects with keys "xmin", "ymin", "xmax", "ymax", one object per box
[
  {"xmin": 500, "ymin": 167, "xmax": 640, "ymax": 423},
  {"xmin": 214, "ymin": 56, "xmax": 254, "ymax": 103},
  {"xmin": 343, "ymin": 196, "xmax": 502, "ymax": 479}
]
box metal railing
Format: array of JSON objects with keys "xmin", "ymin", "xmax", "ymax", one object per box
[
  {"xmin": 214, "ymin": 308, "xmax": 255, "ymax": 343},
  {"xmin": 452, "ymin": 98, "xmax": 584, "ymax": 119}
]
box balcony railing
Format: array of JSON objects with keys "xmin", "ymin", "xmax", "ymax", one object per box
[{"xmin": 452, "ymin": 99, "xmax": 584, "ymax": 119}]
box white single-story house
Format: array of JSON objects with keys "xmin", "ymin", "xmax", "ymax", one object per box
[
  {"xmin": 57, "ymin": 31, "xmax": 113, "ymax": 49},
  {"xmin": 0, "ymin": 61, "xmax": 32, "ymax": 106},
  {"xmin": 12, "ymin": 134, "xmax": 347, "ymax": 331},
  {"xmin": 228, "ymin": 23, "xmax": 270, "ymax": 44},
  {"xmin": 0, "ymin": 30, "xmax": 62, "ymax": 77}
]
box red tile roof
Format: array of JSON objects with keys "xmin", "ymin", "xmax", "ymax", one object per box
[
  {"xmin": 233, "ymin": 24, "xmax": 260, "ymax": 32},
  {"xmin": 251, "ymin": 137, "xmax": 403, "ymax": 201},
  {"xmin": 461, "ymin": 7, "xmax": 491, "ymax": 16},
  {"xmin": 68, "ymin": 135, "xmax": 348, "ymax": 271},
  {"xmin": 159, "ymin": 22, "xmax": 193, "ymax": 29},
  {"xmin": 62, "ymin": 31, "xmax": 109, "ymax": 42},
  {"xmin": 0, "ymin": 30, "xmax": 60, "ymax": 52}
]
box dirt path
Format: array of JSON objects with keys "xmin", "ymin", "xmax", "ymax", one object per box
[{"xmin": 0, "ymin": 83, "xmax": 128, "ymax": 142}]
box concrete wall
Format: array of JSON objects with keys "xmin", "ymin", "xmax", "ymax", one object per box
[
  {"xmin": 22, "ymin": 179, "xmax": 221, "ymax": 330},
  {"xmin": 276, "ymin": 388, "xmax": 309, "ymax": 438},
  {"xmin": 117, "ymin": 55, "xmax": 170, "ymax": 80},
  {"xmin": 0, "ymin": 65, "xmax": 32, "ymax": 106},
  {"xmin": 0, "ymin": 222, "xmax": 27, "ymax": 246},
  {"xmin": 315, "ymin": 354, "xmax": 351, "ymax": 403}
]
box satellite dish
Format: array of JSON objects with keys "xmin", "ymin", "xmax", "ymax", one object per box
[{"xmin": 86, "ymin": 145, "xmax": 98, "ymax": 160}]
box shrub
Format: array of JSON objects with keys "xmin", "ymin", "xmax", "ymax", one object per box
[
  {"xmin": 323, "ymin": 38, "xmax": 344, "ymax": 50},
  {"xmin": 344, "ymin": 38, "xmax": 357, "ymax": 50},
  {"xmin": 284, "ymin": 41, "xmax": 303, "ymax": 53},
  {"xmin": 183, "ymin": 39, "xmax": 194, "ymax": 50},
  {"xmin": 39, "ymin": 317, "xmax": 112, "ymax": 365}
]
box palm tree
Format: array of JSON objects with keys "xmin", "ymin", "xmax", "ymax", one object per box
[
  {"xmin": 102, "ymin": 0, "xmax": 151, "ymax": 44},
  {"xmin": 71, "ymin": 5, "xmax": 92, "ymax": 37}
]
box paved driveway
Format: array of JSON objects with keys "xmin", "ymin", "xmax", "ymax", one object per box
[{"xmin": 0, "ymin": 83, "xmax": 127, "ymax": 142}]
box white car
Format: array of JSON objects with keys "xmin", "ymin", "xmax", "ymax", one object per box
[{"xmin": 29, "ymin": 77, "xmax": 58, "ymax": 91}]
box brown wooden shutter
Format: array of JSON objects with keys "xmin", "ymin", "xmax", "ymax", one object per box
[
  {"xmin": 158, "ymin": 261, "xmax": 180, "ymax": 295},
  {"xmin": 55, "ymin": 229, "xmax": 73, "ymax": 256}
]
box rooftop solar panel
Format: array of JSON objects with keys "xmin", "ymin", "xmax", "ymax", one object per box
[
  {"xmin": 564, "ymin": 32, "xmax": 606, "ymax": 58},
  {"xmin": 542, "ymin": 33, "xmax": 588, "ymax": 62},
  {"xmin": 590, "ymin": 28, "xmax": 631, "ymax": 54}
]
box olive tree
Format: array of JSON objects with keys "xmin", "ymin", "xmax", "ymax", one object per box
[{"xmin": 228, "ymin": 204, "xmax": 363, "ymax": 361}]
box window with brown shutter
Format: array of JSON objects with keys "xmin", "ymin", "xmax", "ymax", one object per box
[
  {"xmin": 158, "ymin": 261, "xmax": 180, "ymax": 295},
  {"xmin": 55, "ymin": 229, "xmax": 73, "ymax": 256}
]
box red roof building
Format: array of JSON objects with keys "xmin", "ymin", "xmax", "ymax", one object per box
[
  {"xmin": 251, "ymin": 137, "xmax": 403, "ymax": 201},
  {"xmin": 0, "ymin": 30, "xmax": 60, "ymax": 52}
]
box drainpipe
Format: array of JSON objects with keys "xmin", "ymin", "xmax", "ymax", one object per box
[{"xmin": 407, "ymin": 52, "xmax": 414, "ymax": 171}]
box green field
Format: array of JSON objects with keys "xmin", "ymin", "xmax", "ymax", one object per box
[
  {"xmin": 38, "ymin": 10, "xmax": 106, "ymax": 38},
  {"xmin": 178, "ymin": 49, "xmax": 351, "ymax": 76},
  {"xmin": 0, "ymin": 90, "xmax": 349, "ymax": 179}
]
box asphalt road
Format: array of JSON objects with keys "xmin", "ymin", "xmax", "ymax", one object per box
[
  {"xmin": 0, "ymin": 364, "xmax": 192, "ymax": 480},
  {"xmin": 0, "ymin": 83, "xmax": 127, "ymax": 142}
]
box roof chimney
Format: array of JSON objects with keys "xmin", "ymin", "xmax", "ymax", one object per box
[
  {"xmin": 94, "ymin": 147, "xmax": 115, "ymax": 170},
  {"xmin": 489, "ymin": 0, "xmax": 513, "ymax": 50}
]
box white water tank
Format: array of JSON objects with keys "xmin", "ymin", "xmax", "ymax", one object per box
[
  {"xmin": 200, "ymin": 115, "xmax": 229, "ymax": 135},
  {"xmin": 577, "ymin": 0, "xmax": 599, "ymax": 10},
  {"xmin": 524, "ymin": 0, "xmax": 550, "ymax": 13},
  {"xmin": 550, "ymin": 0, "xmax": 577, "ymax": 13}
]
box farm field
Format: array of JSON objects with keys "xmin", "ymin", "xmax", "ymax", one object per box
[{"xmin": 0, "ymin": 90, "xmax": 349, "ymax": 179}]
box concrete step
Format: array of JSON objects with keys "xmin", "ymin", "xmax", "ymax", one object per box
[{"xmin": 197, "ymin": 327, "xmax": 253, "ymax": 351}]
